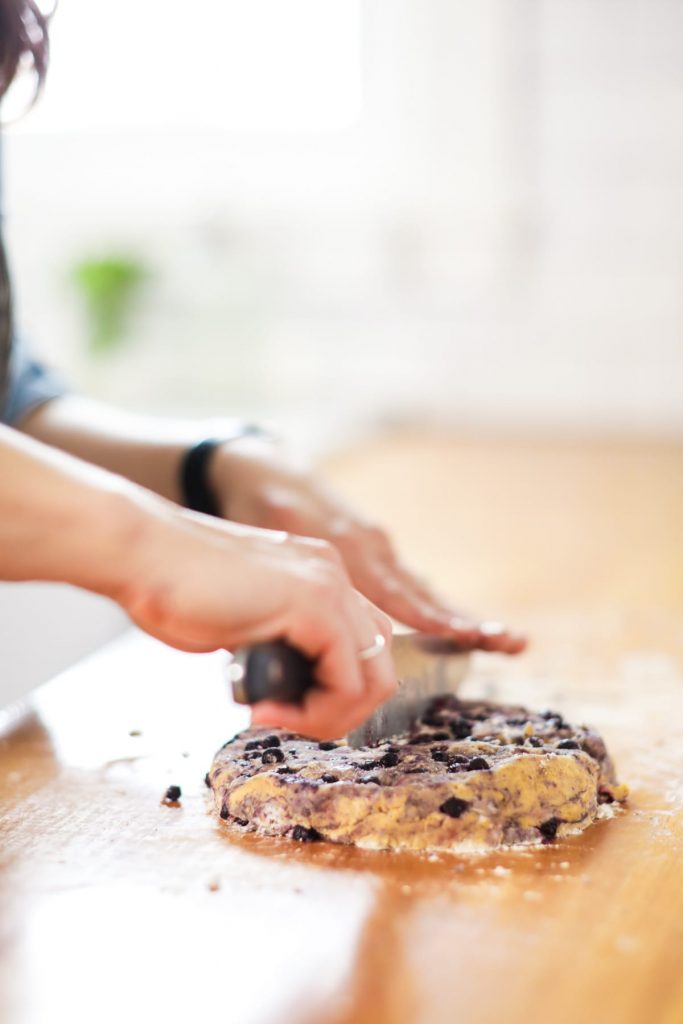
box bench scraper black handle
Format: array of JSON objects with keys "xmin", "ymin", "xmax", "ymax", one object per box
[{"xmin": 229, "ymin": 641, "xmax": 315, "ymax": 705}]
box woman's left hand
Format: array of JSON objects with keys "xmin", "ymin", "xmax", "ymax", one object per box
[{"xmin": 208, "ymin": 436, "xmax": 526, "ymax": 654}]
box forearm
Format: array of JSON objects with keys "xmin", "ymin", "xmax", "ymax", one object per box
[
  {"xmin": 0, "ymin": 422, "xmax": 151, "ymax": 597},
  {"xmin": 16, "ymin": 396, "xmax": 206, "ymax": 504}
]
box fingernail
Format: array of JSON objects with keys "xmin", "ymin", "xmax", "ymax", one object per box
[
  {"xmin": 479, "ymin": 620, "xmax": 505, "ymax": 637},
  {"xmin": 448, "ymin": 616, "xmax": 477, "ymax": 632}
]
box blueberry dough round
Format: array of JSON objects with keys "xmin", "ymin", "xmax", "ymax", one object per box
[{"xmin": 208, "ymin": 697, "xmax": 628, "ymax": 852}]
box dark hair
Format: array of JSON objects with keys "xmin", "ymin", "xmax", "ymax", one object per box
[
  {"xmin": 0, "ymin": 0, "xmax": 50, "ymax": 105},
  {"xmin": 0, "ymin": 2, "xmax": 50, "ymax": 406}
]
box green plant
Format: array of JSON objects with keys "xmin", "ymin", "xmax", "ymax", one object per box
[{"xmin": 70, "ymin": 254, "xmax": 148, "ymax": 355}]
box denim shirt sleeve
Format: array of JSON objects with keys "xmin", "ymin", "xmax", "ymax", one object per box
[
  {"xmin": 1, "ymin": 332, "xmax": 68, "ymax": 425},
  {"xmin": 0, "ymin": 138, "xmax": 69, "ymax": 426}
]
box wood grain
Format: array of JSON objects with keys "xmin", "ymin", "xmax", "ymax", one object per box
[{"xmin": 1, "ymin": 430, "xmax": 682, "ymax": 1024}]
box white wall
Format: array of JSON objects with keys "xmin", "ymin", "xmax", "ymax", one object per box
[
  {"xmin": 0, "ymin": 584, "xmax": 127, "ymax": 708},
  {"xmin": 4, "ymin": 0, "xmax": 681, "ymax": 438}
]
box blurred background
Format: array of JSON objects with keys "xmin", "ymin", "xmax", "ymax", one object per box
[{"xmin": 1, "ymin": 0, "xmax": 682, "ymax": 704}]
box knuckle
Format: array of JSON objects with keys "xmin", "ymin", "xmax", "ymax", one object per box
[
  {"xmin": 287, "ymin": 533, "xmax": 317, "ymax": 552},
  {"xmin": 269, "ymin": 504, "xmax": 299, "ymax": 532},
  {"xmin": 127, "ymin": 582, "xmax": 175, "ymax": 631},
  {"xmin": 338, "ymin": 527, "xmax": 365, "ymax": 554},
  {"xmin": 296, "ymin": 536, "xmax": 343, "ymax": 567},
  {"xmin": 317, "ymin": 539, "xmax": 345, "ymax": 568},
  {"xmin": 368, "ymin": 526, "xmax": 393, "ymax": 556},
  {"xmin": 308, "ymin": 565, "xmax": 344, "ymax": 605}
]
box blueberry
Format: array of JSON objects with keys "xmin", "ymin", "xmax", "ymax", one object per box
[
  {"xmin": 219, "ymin": 806, "xmax": 229, "ymax": 820},
  {"xmin": 277, "ymin": 766, "xmax": 295, "ymax": 775},
  {"xmin": 579, "ymin": 735, "xmax": 606, "ymax": 760},
  {"xmin": 318, "ymin": 741, "xmax": 337, "ymax": 751},
  {"xmin": 291, "ymin": 825, "xmax": 322, "ymax": 842},
  {"xmin": 164, "ymin": 785, "xmax": 181, "ymax": 802},
  {"xmin": 439, "ymin": 797, "xmax": 471, "ymax": 818},
  {"xmin": 541, "ymin": 710, "xmax": 567, "ymax": 728},
  {"xmin": 466, "ymin": 757, "xmax": 490, "ymax": 771},
  {"xmin": 262, "ymin": 735, "xmax": 282, "ymax": 748},
  {"xmin": 450, "ymin": 718, "xmax": 473, "ymax": 739},
  {"xmin": 557, "ymin": 740, "xmax": 580, "ymax": 750},
  {"xmin": 528, "ymin": 737, "xmax": 543, "ymax": 748},
  {"xmin": 262, "ymin": 748, "xmax": 285, "ymax": 764},
  {"xmin": 234, "ymin": 818, "xmax": 248, "ymax": 827},
  {"xmin": 321, "ymin": 773, "xmax": 339, "ymax": 783},
  {"xmin": 539, "ymin": 817, "xmax": 560, "ymax": 839},
  {"xmin": 378, "ymin": 752, "xmax": 400, "ymax": 768},
  {"xmin": 245, "ymin": 740, "xmax": 262, "ymax": 751},
  {"xmin": 447, "ymin": 755, "xmax": 469, "ymax": 772},
  {"xmin": 431, "ymin": 750, "xmax": 449, "ymax": 763},
  {"xmin": 421, "ymin": 711, "xmax": 447, "ymax": 728}
]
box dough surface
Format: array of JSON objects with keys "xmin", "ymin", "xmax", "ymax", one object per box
[{"xmin": 208, "ymin": 697, "xmax": 627, "ymax": 852}]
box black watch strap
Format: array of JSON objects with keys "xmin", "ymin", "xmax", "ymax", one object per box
[
  {"xmin": 180, "ymin": 438, "xmax": 223, "ymax": 517},
  {"xmin": 180, "ymin": 426, "xmax": 268, "ymax": 517}
]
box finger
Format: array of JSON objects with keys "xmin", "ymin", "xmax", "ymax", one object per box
[
  {"xmin": 395, "ymin": 569, "xmax": 474, "ymax": 624},
  {"xmin": 387, "ymin": 563, "xmax": 496, "ymax": 638},
  {"xmin": 251, "ymin": 685, "xmax": 373, "ymax": 741},
  {"xmin": 251, "ymin": 641, "xmax": 396, "ymax": 741},
  {"xmin": 342, "ymin": 544, "xmax": 456, "ymax": 625},
  {"xmin": 250, "ymin": 665, "xmax": 366, "ymax": 740},
  {"xmin": 252, "ymin": 595, "xmax": 396, "ymax": 740},
  {"xmin": 500, "ymin": 632, "xmax": 528, "ymax": 654},
  {"xmin": 361, "ymin": 553, "xmax": 528, "ymax": 652},
  {"xmin": 353, "ymin": 598, "xmax": 398, "ymax": 710},
  {"xmin": 353, "ymin": 563, "xmax": 480, "ymax": 642},
  {"xmin": 250, "ymin": 595, "xmax": 367, "ymax": 739},
  {"xmin": 476, "ymin": 620, "xmax": 529, "ymax": 654},
  {"xmin": 357, "ymin": 564, "xmax": 530, "ymax": 655}
]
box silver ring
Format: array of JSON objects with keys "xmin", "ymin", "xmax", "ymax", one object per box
[{"xmin": 358, "ymin": 633, "xmax": 386, "ymax": 661}]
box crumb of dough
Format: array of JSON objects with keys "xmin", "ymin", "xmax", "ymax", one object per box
[{"xmin": 162, "ymin": 784, "xmax": 182, "ymax": 805}]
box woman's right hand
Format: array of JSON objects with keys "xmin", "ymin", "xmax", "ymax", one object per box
[
  {"xmin": 0, "ymin": 425, "xmax": 395, "ymax": 741},
  {"xmin": 117, "ymin": 502, "xmax": 396, "ymax": 740}
]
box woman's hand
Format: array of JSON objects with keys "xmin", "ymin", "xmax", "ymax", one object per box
[
  {"xmin": 118, "ymin": 501, "xmax": 396, "ymax": 739},
  {"xmin": 209, "ymin": 437, "xmax": 526, "ymax": 654},
  {"xmin": 0, "ymin": 425, "xmax": 394, "ymax": 740},
  {"xmin": 19, "ymin": 400, "xmax": 525, "ymax": 653}
]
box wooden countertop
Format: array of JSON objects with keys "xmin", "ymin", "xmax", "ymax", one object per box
[{"xmin": 1, "ymin": 430, "xmax": 682, "ymax": 1024}]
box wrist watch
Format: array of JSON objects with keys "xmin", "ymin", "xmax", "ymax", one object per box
[{"xmin": 180, "ymin": 425, "xmax": 271, "ymax": 517}]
